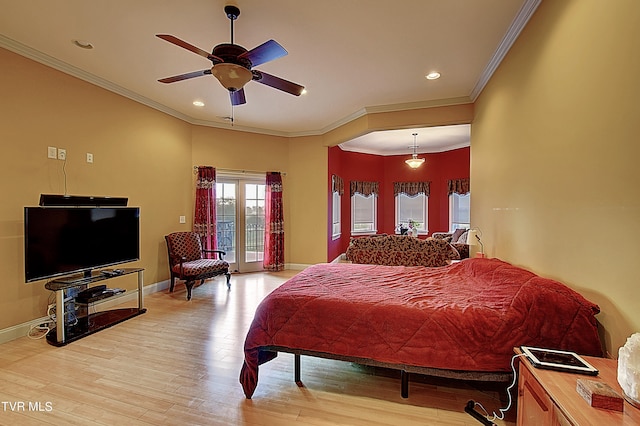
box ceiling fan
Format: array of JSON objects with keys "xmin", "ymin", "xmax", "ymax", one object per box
[{"xmin": 156, "ymin": 5, "xmax": 305, "ymax": 106}]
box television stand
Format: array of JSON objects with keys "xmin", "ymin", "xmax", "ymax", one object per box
[{"xmin": 44, "ymin": 268, "xmax": 146, "ymax": 346}]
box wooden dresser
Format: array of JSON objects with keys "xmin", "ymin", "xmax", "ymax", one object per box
[{"xmin": 516, "ymin": 349, "xmax": 640, "ymax": 425}]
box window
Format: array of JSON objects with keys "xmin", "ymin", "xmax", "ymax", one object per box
[
  {"xmin": 450, "ymin": 192, "xmax": 470, "ymax": 230},
  {"xmin": 351, "ymin": 193, "xmax": 377, "ymax": 234},
  {"xmin": 332, "ymin": 191, "xmax": 341, "ymax": 239},
  {"xmin": 395, "ymin": 193, "xmax": 428, "ymax": 234}
]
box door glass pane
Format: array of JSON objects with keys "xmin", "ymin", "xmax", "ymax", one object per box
[
  {"xmin": 215, "ymin": 182, "xmax": 236, "ymax": 263},
  {"xmin": 245, "ymin": 183, "xmax": 265, "ymax": 263}
]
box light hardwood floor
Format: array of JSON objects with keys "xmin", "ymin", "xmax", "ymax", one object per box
[{"xmin": 0, "ymin": 271, "xmax": 516, "ymax": 425}]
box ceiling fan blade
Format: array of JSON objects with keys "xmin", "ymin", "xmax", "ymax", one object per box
[
  {"xmin": 230, "ymin": 88, "xmax": 246, "ymax": 105},
  {"xmin": 252, "ymin": 71, "xmax": 305, "ymax": 96},
  {"xmin": 158, "ymin": 69, "xmax": 212, "ymax": 83},
  {"xmin": 156, "ymin": 34, "xmax": 223, "ymax": 63},
  {"xmin": 238, "ymin": 39, "xmax": 287, "ymax": 67}
]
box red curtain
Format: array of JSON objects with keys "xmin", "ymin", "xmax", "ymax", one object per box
[
  {"xmin": 194, "ymin": 166, "xmax": 217, "ymax": 256},
  {"xmin": 263, "ymin": 172, "xmax": 284, "ymax": 271}
]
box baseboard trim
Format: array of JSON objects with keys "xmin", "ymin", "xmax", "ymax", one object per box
[
  {"xmin": 0, "ymin": 279, "xmax": 171, "ymax": 345},
  {"xmin": 285, "ymin": 263, "xmax": 312, "ymax": 271}
]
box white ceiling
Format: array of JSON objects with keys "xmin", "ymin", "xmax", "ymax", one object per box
[
  {"xmin": 0, "ymin": 0, "xmax": 539, "ymax": 154},
  {"xmin": 339, "ymin": 124, "xmax": 471, "ymax": 156}
]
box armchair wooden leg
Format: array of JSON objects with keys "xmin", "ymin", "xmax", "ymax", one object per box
[
  {"xmin": 185, "ymin": 281, "xmax": 195, "ymax": 301},
  {"xmin": 169, "ymin": 276, "xmax": 176, "ymax": 292}
]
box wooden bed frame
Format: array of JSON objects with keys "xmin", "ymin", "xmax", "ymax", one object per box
[{"xmin": 263, "ymin": 345, "xmax": 512, "ymax": 398}]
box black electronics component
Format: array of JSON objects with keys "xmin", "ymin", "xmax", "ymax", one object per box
[
  {"xmin": 24, "ymin": 206, "xmax": 140, "ymax": 282},
  {"xmin": 39, "ymin": 194, "xmax": 128, "ymax": 207},
  {"xmin": 75, "ymin": 285, "xmax": 107, "ymax": 301}
]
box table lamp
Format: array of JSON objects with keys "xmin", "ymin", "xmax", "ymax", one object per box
[{"xmin": 466, "ymin": 228, "xmax": 485, "ymax": 258}]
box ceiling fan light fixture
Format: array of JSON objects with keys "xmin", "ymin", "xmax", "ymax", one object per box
[{"xmin": 210, "ymin": 63, "xmax": 253, "ymax": 91}]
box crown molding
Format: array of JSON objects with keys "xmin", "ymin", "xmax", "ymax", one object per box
[
  {"xmin": 0, "ymin": 34, "xmax": 201, "ymax": 124},
  {"xmin": 364, "ymin": 97, "xmax": 472, "ymax": 115},
  {"xmin": 470, "ymin": 0, "xmax": 542, "ymax": 101}
]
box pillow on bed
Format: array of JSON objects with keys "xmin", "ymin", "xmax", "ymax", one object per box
[
  {"xmin": 451, "ymin": 228, "xmax": 466, "ymax": 244},
  {"xmin": 456, "ymin": 230, "xmax": 469, "ymax": 244}
]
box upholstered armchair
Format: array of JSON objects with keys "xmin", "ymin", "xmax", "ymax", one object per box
[
  {"xmin": 165, "ymin": 232, "xmax": 231, "ymax": 300},
  {"xmin": 432, "ymin": 229, "xmax": 470, "ymax": 259}
]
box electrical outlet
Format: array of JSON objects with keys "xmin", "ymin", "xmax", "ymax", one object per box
[
  {"xmin": 179, "ymin": 216, "xmax": 186, "ymax": 224},
  {"xmin": 47, "ymin": 146, "xmax": 57, "ymax": 159},
  {"xmin": 86, "ymin": 153, "xmax": 93, "ymax": 163},
  {"xmin": 58, "ymin": 148, "xmax": 67, "ymax": 160}
]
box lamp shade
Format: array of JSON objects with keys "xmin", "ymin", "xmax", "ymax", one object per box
[
  {"xmin": 466, "ymin": 229, "xmax": 479, "ymax": 245},
  {"xmin": 210, "ymin": 63, "xmax": 253, "ymax": 91},
  {"xmin": 405, "ymin": 156, "xmax": 425, "ymax": 168}
]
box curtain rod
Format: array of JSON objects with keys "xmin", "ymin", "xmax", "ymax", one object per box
[{"xmin": 193, "ymin": 166, "xmax": 286, "ymax": 176}]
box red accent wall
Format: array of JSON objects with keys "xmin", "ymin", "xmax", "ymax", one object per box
[{"xmin": 327, "ymin": 146, "xmax": 470, "ymax": 260}]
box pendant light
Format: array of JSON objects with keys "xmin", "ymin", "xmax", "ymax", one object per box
[{"xmin": 405, "ymin": 133, "xmax": 425, "ymax": 169}]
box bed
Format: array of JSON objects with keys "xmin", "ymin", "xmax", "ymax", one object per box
[{"xmin": 240, "ymin": 258, "xmax": 603, "ymax": 399}]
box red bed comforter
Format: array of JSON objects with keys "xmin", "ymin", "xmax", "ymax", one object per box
[{"xmin": 240, "ymin": 258, "xmax": 602, "ymax": 398}]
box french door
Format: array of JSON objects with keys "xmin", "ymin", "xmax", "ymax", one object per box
[{"xmin": 216, "ymin": 177, "xmax": 266, "ymax": 273}]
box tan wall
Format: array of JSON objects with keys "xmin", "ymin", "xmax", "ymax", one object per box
[
  {"xmin": 0, "ymin": 47, "xmax": 330, "ymax": 332},
  {"xmin": 0, "ymin": 48, "xmax": 193, "ymax": 329},
  {"xmin": 287, "ymin": 135, "xmax": 328, "ymax": 265},
  {"xmin": 472, "ymin": 0, "xmax": 640, "ymax": 355}
]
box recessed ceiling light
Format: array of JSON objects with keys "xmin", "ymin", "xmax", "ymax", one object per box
[
  {"xmin": 425, "ymin": 72, "xmax": 441, "ymax": 80},
  {"xmin": 193, "ymin": 100, "xmax": 205, "ymax": 107},
  {"xmin": 72, "ymin": 40, "xmax": 94, "ymax": 49}
]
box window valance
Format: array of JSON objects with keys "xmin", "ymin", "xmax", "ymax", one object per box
[
  {"xmin": 332, "ymin": 174, "xmax": 345, "ymax": 196},
  {"xmin": 195, "ymin": 166, "xmax": 216, "ymax": 189},
  {"xmin": 350, "ymin": 181, "xmax": 379, "ymax": 196},
  {"xmin": 394, "ymin": 181, "xmax": 431, "ymax": 197},
  {"xmin": 448, "ymin": 178, "xmax": 470, "ymax": 195}
]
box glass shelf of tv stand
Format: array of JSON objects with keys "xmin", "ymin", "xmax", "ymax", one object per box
[
  {"xmin": 44, "ymin": 267, "xmax": 144, "ymax": 291},
  {"xmin": 44, "ymin": 268, "xmax": 145, "ymax": 346}
]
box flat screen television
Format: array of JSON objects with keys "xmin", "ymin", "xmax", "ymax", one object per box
[{"xmin": 24, "ymin": 207, "xmax": 140, "ymax": 282}]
